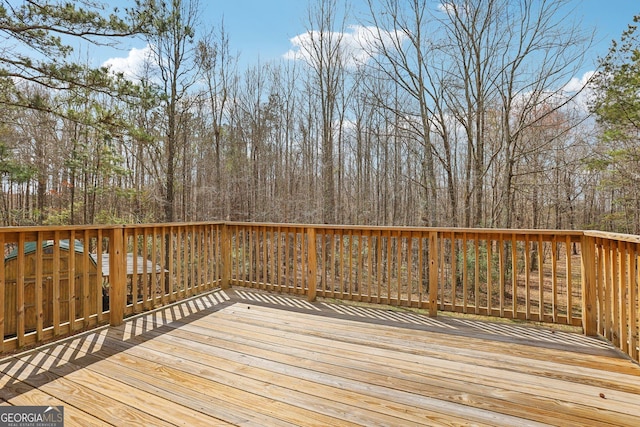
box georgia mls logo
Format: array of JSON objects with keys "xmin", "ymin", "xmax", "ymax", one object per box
[{"xmin": 0, "ymin": 405, "xmax": 64, "ymax": 427}]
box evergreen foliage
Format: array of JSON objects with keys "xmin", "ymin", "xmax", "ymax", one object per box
[
  {"xmin": 0, "ymin": 0, "xmax": 152, "ymax": 113},
  {"xmin": 590, "ymin": 15, "xmax": 640, "ymax": 233}
]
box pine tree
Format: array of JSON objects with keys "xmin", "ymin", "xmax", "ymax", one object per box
[
  {"xmin": 0, "ymin": 0, "xmax": 152, "ymax": 114},
  {"xmin": 590, "ymin": 15, "xmax": 640, "ymax": 233}
]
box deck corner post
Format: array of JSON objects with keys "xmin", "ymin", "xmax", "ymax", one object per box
[
  {"xmin": 428, "ymin": 231, "xmax": 438, "ymax": 317},
  {"xmin": 109, "ymin": 226, "xmax": 127, "ymax": 326},
  {"xmin": 580, "ymin": 233, "xmax": 598, "ymax": 336},
  {"xmin": 306, "ymin": 227, "xmax": 318, "ymax": 302},
  {"xmin": 0, "ymin": 233, "xmax": 4, "ymax": 353},
  {"xmin": 221, "ymin": 223, "xmax": 231, "ymax": 290}
]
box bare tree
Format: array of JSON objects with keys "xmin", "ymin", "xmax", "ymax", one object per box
[
  {"xmin": 365, "ymin": 0, "xmax": 593, "ymax": 227},
  {"xmin": 300, "ymin": 0, "xmax": 349, "ymax": 224},
  {"xmin": 148, "ymin": 0, "xmax": 201, "ymax": 222},
  {"xmin": 196, "ymin": 21, "xmax": 237, "ymax": 220},
  {"xmin": 364, "ymin": 0, "xmax": 447, "ymax": 226}
]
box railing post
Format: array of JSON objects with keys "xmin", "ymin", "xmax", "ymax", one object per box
[
  {"xmin": 306, "ymin": 227, "xmax": 317, "ymax": 302},
  {"xmin": 0, "ymin": 233, "xmax": 4, "ymax": 353},
  {"xmin": 428, "ymin": 231, "xmax": 438, "ymax": 317},
  {"xmin": 109, "ymin": 226, "xmax": 126, "ymax": 327},
  {"xmin": 220, "ymin": 223, "xmax": 231, "ymax": 289},
  {"xmin": 580, "ymin": 234, "xmax": 598, "ymax": 336}
]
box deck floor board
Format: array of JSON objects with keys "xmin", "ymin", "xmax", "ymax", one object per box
[{"xmin": 1, "ymin": 287, "xmax": 639, "ymax": 426}]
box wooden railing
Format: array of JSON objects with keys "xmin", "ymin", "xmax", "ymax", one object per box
[
  {"xmin": 229, "ymin": 225, "xmax": 584, "ymax": 322},
  {"xmin": 0, "ymin": 223, "xmax": 225, "ymax": 354},
  {"xmin": 1, "ymin": 222, "xmax": 638, "ymax": 365},
  {"xmin": 584, "ymin": 231, "xmax": 640, "ymax": 363},
  {"xmin": 229, "ymin": 224, "xmax": 637, "ymax": 364}
]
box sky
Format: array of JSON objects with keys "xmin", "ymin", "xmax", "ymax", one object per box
[
  {"xmin": 212, "ymin": 0, "xmax": 637, "ymax": 68},
  {"xmin": 101, "ymin": 0, "xmax": 640, "ymax": 82}
]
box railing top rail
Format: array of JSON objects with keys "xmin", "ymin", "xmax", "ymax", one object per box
[
  {"xmin": 227, "ymin": 222, "xmax": 585, "ymax": 236},
  {"xmin": 583, "ymin": 230, "xmax": 640, "ymax": 244},
  {"xmin": 227, "ymin": 222, "xmax": 309, "ymax": 229},
  {"xmin": 0, "ymin": 221, "xmax": 227, "ymax": 234},
  {"xmin": 120, "ymin": 221, "xmax": 226, "ymax": 229},
  {"xmin": 0, "ymin": 221, "xmax": 618, "ymax": 242},
  {"xmin": 0, "ymin": 224, "xmax": 123, "ymax": 233}
]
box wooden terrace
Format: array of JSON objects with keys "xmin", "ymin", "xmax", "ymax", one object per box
[
  {"xmin": 1, "ymin": 287, "xmax": 639, "ymax": 426},
  {"xmin": 1, "ymin": 222, "xmax": 639, "ymax": 425}
]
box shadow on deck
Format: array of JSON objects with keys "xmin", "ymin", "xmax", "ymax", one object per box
[{"xmin": 1, "ymin": 287, "xmax": 639, "ymax": 426}]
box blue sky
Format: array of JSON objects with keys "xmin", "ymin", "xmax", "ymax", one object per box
[
  {"xmin": 203, "ymin": 0, "xmax": 309, "ymax": 66},
  {"xmin": 203, "ymin": 0, "xmax": 638, "ymax": 69},
  {"xmin": 102, "ymin": 0, "xmax": 639, "ymax": 80},
  {"xmin": 579, "ymin": 1, "xmax": 639, "ymax": 57}
]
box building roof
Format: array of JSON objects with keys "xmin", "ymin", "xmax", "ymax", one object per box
[{"xmin": 4, "ymin": 239, "xmax": 96, "ymax": 265}]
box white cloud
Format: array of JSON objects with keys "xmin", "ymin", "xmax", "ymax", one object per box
[
  {"xmin": 437, "ymin": 2, "xmax": 455, "ymax": 14},
  {"xmin": 102, "ymin": 45, "xmax": 153, "ymax": 80},
  {"xmin": 562, "ymin": 70, "xmax": 597, "ymax": 112},
  {"xmin": 563, "ymin": 70, "xmax": 595, "ymax": 93},
  {"xmin": 437, "ymin": 2, "xmax": 469, "ymax": 16},
  {"xmin": 283, "ymin": 25, "xmax": 406, "ymax": 68}
]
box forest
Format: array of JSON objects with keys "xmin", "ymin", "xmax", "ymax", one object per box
[{"xmin": 0, "ymin": 0, "xmax": 638, "ymax": 233}]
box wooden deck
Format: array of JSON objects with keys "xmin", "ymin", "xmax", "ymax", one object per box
[{"xmin": 1, "ymin": 288, "xmax": 639, "ymax": 426}]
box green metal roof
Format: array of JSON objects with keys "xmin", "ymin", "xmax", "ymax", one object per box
[{"xmin": 4, "ymin": 239, "xmax": 95, "ymax": 264}]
